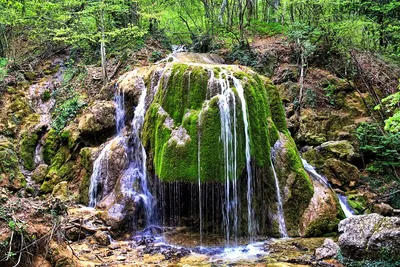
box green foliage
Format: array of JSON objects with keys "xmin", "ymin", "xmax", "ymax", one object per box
[
  {"xmin": 52, "ymin": 95, "xmax": 86, "ymax": 133},
  {"xmin": 227, "ymin": 46, "xmax": 259, "ymax": 68},
  {"xmin": 41, "ymin": 90, "xmax": 51, "ymax": 102},
  {"xmin": 149, "ymin": 51, "xmax": 162, "ymax": 63},
  {"xmin": 324, "ymin": 83, "xmax": 337, "ymax": 105},
  {"xmin": 248, "ymin": 21, "xmax": 285, "ymax": 36},
  {"xmin": 304, "ymin": 89, "xmax": 317, "ymax": 108},
  {"xmin": 375, "ymin": 84, "xmax": 400, "ymax": 133},
  {"xmin": 336, "ymin": 248, "xmax": 400, "ymax": 267},
  {"xmin": 356, "ymin": 123, "xmax": 400, "ymax": 173},
  {"xmin": 0, "ymin": 58, "xmax": 7, "ymax": 82}
]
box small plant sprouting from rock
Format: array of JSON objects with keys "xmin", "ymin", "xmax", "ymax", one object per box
[{"xmin": 52, "ymin": 94, "xmax": 87, "ymax": 133}]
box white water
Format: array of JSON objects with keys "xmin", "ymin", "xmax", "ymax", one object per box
[
  {"xmin": 218, "ymin": 71, "xmax": 238, "ymax": 245},
  {"xmin": 231, "ymin": 76, "xmax": 254, "ymax": 240},
  {"xmin": 88, "ymin": 85, "xmax": 127, "ymax": 207},
  {"xmin": 337, "ymin": 194, "xmax": 355, "ymax": 218},
  {"xmin": 270, "ymin": 158, "xmax": 288, "ymax": 238},
  {"xmin": 301, "ymin": 158, "xmax": 354, "ymax": 218},
  {"xmin": 121, "ymin": 84, "xmax": 154, "ymax": 224},
  {"xmin": 209, "ymin": 242, "xmax": 267, "ymax": 263}
]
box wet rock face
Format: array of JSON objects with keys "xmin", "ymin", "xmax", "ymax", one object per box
[
  {"xmin": 338, "ymin": 213, "xmax": 400, "ymax": 261},
  {"xmin": 302, "ymin": 140, "xmax": 360, "ymax": 190}
]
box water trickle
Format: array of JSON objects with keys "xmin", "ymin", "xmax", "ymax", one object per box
[
  {"xmin": 301, "ymin": 158, "xmax": 354, "ymax": 218},
  {"xmin": 270, "ymin": 157, "xmax": 288, "ymax": 238}
]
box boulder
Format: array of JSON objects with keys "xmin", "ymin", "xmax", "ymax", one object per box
[
  {"xmin": 78, "ymin": 100, "xmax": 115, "ymax": 134},
  {"xmin": 272, "ymin": 134, "xmax": 314, "ymax": 236},
  {"xmin": 323, "ymin": 158, "xmax": 359, "ymax": 188},
  {"xmin": 300, "ymin": 177, "xmax": 344, "ymax": 237},
  {"xmin": 315, "ymin": 238, "xmax": 339, "ymax": 260},
  {"xmin": 338, "ymin": 213, "xmax": 400, "ymax": 261},
  {"xmin": 302, "ymin": 141, "xmax": 360, "ymax": 189},
  {"xmin": 32, "ymin": 164, "xmax": 49, "ymax": 183},
  {"xmin": 94, "ymin": 231, "xmax": 110, "ymax": 246},
  {"xmin": 52, "ymin": 181, "xmax": 69, "ymax": 201},
  {"xmin": 372, "ymin": 203, "xmax": 394, "ymax": 216}
]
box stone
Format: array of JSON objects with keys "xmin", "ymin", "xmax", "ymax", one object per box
[
  {"xmin": 52, "ymin": 181, "xmax": 68, "ymax": 201},
  {"xmin": 315, "ymin": 238, "xmax": 339, "ymax": 260},
  {"xmin": 272, "ymin": 134, "xmax": 314, "ymax": 236},
  {"xmin": 78, "ymin": 100, "xmax": 115, "ymax": 135},
  {"xmin": 300, "ymin": 177, "xmax": 343, "ymax": 237},
  {"xmin": 32, "ymin": 164, "xmax": 49, "ymax": 183},
  {"xmin": 372, "ymin": 203, "xmax": 394, "ymax": 216},
  {"xmin": 94, "ymin": 231, "xmax": 111, "ymax": 246},
  {"xmin": 323, "ymin": 158, "xmax": 359, "ymax": 188},
  {"xmin": 338, "ymin": 213, "xmax": 400, "ymax": 261}
]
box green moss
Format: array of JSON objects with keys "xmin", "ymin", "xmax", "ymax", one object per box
[
  {"xmin": 78, "ymin": 171, "xmax": 91, "ymax": 205},
  {"xmin": 265, "ymin": 80, "xmax": 287, "ymax": 133},
  {"xmin": 41, "ymin": 146, "xmax": 71, "ymax": 193},
  {"xmin": 19, "ymin": 131, "xmax": 39, "ymax": 171},
  {"xmin": 304, "ymin": 216, "xmax": 340, "ymax": 237},
  {"xmin": 280, "ymin": 135, "xmax": 314, "ymax": 234},
  {"xmin": 198, "ymin": 97, "xmax": 225, "ymax": 182},
  {"xmin": 0, "ymin": 136, "xmax": 26, "ymax": 189},
  {"xmin": 160, "ymin": 63, "xmax": 190, "ymax": 123},
  {"xmin": 43, "ymin": 129, "xmax": 61, "ymax": 165},
  {"xmin": 79, "ymin": 147, "xmax": 93, "ymax": 171},
  {"xmin": 243, "ymin": 75, "xmax": 271, "ymax": 167},
  {"xmin": 348, "ymin": 194, "xmax": 366, "ymax": 214},
  {"xmin": 188, "ymin": 66, "xmax": 208, "ymax": 110}
]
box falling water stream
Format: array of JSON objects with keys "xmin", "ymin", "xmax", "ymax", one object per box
[{"xmin": 301, "ymin": 158, "xmax": 354, "ymax": 218}]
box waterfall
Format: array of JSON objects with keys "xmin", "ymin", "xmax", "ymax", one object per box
[
  {"xmin": 121, "ymin": 84, "xmax": 154, "ymax": 225},
  {"xmin": 88, "ymin": 85, "xmax": 127, "ymax": 207},
  {"xmin": 216, "ymin": 71, "xmax": 254, "ymax": 244},
  {"xmin": 218, "ymin": 71, "xmax": 238, "ymax": 245},
  {"xmin": 301, "ymin": 158, "xmax": 354, "ymax": 218},
  {"xmin": 270, "ymin": 158, "xmax": 288, "ymax": 238},
  {"xmin": 231, "ymin": 76, "xmax": 254, "ymax": 240}
]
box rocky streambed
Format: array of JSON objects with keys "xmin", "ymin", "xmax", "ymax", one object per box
[{"xmin": 60, "ymin": 207, "xmax": 346, "ymax": 267}]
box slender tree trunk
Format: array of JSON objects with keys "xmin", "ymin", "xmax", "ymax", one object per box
[{"xmin": 100, "ymin": 7, "xmax": 108, "ymax": 85}]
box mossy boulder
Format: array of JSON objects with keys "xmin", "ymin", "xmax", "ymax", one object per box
[
  {"xmin": 0, "ymin": 135, "xmax": 26, "ymax": 189},
  {"xmin": 43, "ymin": 129, "xmax": 61, "ymax": 165},
  {"xmin": 40, "ymin": 146, "xmax": 73, "ymax": 193},
  {"xmin": 300, "ymin": 178, "xmax": 345, "ymax": 237},
  {"xmin": 272, "ymin": 133, "xmax": 314, "ymax": 236},
  {"xmin": 52, "ymin": 181, "xmax": 69, "ymax": 201},
  {"xmin": 323, "ymin": 158, "xmax": 359, "ymax": 188},
  {"xmin": 32, "ymin": 164, "xmax": 49, "ymax": 183},
  {"xmin": 18, "ymin": 114, "xmax": 41, "ymax": 170}
]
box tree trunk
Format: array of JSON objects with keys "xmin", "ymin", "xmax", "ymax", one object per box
[{"xmin": 100, "ymin": 7, "xmax": 108, "ymax": 86}]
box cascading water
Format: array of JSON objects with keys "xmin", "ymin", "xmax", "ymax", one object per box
[
  {"xmin": 301, "ymin": 158, "xmax": 354, "ymax": 218},
  {"xmin": 270, "ymin": 157, "xmax": 288, "ymax": 238},
  {"xmin": 120, "ymin": 85, "xmax": 154, "ymax": 225},
  {"xmin": 231, "ymin": 76, "xmax": 254, "ymax": 240},
  {"xmin": 217, "ymin": 71, "xmax": 239, "ymax": 245},
  {"xmin": 88, "ymin": 85, "xmax": 126, "ymax": 207}
]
